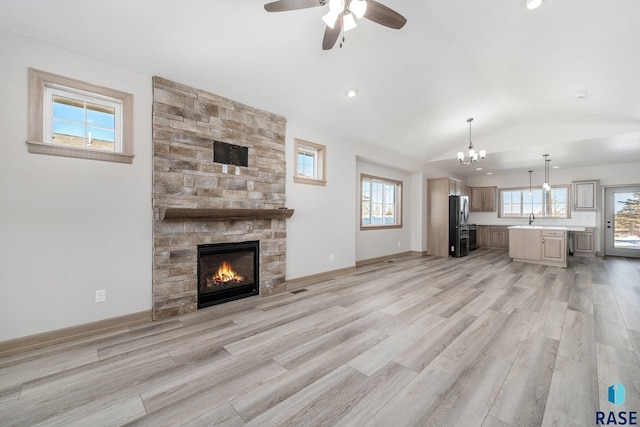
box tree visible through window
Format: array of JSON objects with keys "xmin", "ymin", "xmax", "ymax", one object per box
[{"xmin": 361, "ymin": 174, "xmax": 402, "ymax": 229}]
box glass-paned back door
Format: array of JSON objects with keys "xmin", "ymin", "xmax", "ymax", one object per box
[{"xmin": 605, "ymin": 186, "xmax": 640, "ymax": 258}]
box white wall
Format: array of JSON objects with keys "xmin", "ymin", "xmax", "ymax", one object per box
[
  {"xmin": 0, "ymin": 30, "xmax": 153, "ymax": 342},
  {"xmin": 285, "ymin": 120, "xmax": 426, "ymax": 278},
  {"xmin": 284, "ymin": 122, "xmax": 358, "ymax": 278}
]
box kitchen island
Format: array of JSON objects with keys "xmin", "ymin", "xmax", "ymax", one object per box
[{"xmin": 508, "ymin": 225, "xmax": 586, "ymax": 268}]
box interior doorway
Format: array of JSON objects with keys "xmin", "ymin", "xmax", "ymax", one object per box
[{"xmin": 604, "ymin": 186, "xmax": 640, "ymax": 258}]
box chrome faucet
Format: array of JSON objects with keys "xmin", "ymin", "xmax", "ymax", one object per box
[{"xmin": 528, "ymin": 213, "xmax": 535, "ymax": 225}]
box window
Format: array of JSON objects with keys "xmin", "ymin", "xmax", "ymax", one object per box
[
  {"xmin": 27, "ymin": 68, "xmax": 134, "ymax": 164},
  {"xmin": 500, "ymin": 186, "xmax": 570, "ymax": 218},
  {"xmin": 293, "ymin": 138, "xmax": 326, "ymax": 186},
  {"xmin": 361, "ymin": 174, "xmax": 403, "ymax": 229}
]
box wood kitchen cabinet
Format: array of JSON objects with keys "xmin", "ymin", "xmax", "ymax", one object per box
[
  {"xmin": 470, "ymin": 187, "xmax": 496, "ymax": 212},
  {"xmin": 573, "ymin": 180, "xmax": 598, "ymax": 211},
  {"xmin": 573, "ymin": 227, "xmax": 595, "ymax": 256},
  {"xmin": 427, "ymin": 178, "xmax": 452, "ymax": 257},
  {"xmin": 449, "ymin": 178, "xmax": 462, "ymax": 196},
  {"xmin": 478, "ymin": 225, "xmax": 491, "ymax": 247},
  {"xmin": 462, "ymin": 185, "xmax": 471, "ymax": 199},
  {"xmin": 542, "ymin": 230, "xmax": 566, "ymax": 264},
  {"xmin": 490, "ymin": 226, "xmax": 509, "ymax": 249},
  {"xmin": 509, "ymin": 229, "xmax": 541, "ymax": 260},
  {"xmin": 509, "ymin": 227, "xmax": 568, "ymax": 267},
  {"xmin": 477, "ymin": 225, "xmax": 508, "ymax": 249}
]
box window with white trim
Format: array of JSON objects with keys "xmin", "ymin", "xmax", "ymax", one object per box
[
  {"xmin": 46, "ymin": 85, "xmax": 122, "ymax": 152},
  {"xmin": 293, "ymin": 138, "xmax": 326, "ymax": 186},
  {"xmin": 361, "ymin": 174, "xmax": 403, "ymax": 229},
  {"xmin": 499, "ymin": 186, "xmax": 570, "ymax": 218},
  {"xmin": 27, "ymin": 68, "xmax": 134, "ymax": 164}
]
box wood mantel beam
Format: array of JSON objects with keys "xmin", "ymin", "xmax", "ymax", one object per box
[{"xmin": 159, "ymin": 207, "xmax": 294, "ymax": 221}]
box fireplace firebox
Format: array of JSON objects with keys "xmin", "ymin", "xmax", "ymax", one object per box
[{"xmin": 197, "ymin": 241, "xmax": 259, "ymax": 308}]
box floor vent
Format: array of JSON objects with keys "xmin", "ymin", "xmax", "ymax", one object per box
[{"xmin": 290, "ymin": 288, "xmax": 308, "ymax": 294}]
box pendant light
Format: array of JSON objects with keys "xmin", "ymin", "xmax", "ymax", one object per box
[
  {"xmin": 542, "ymin": 154, "xmax": 551, "ymax": 191},
  {"xmin": 457, "ymin": 118, "xmax": 487, "ymax": 166},
  {"xmin": 528, "ymin": 170, "xmax": 533, "ymax": 195}
]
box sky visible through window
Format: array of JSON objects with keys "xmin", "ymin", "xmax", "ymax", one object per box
[{"xmin": 53, "ymin": 97, "xmax": 115, "ymax": 142}]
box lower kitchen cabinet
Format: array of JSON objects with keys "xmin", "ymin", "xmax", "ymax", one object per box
[
  {"xmin": 509, "ymin": 227, "xmax": 567, "ymax": 267},
  {"xmin": 490, "ymin": 226, "xmax": 509, "ymax": 249},
  {"xmin": 542, "ymin": 231, "xmax": 566, "ymax": 264},
  {"xmin": 573, "ymin": 227, "xmax": 595, "ymax": 256},
  {"xmin": 478, "ymin": 225, "xmax": 508, "ymax": 249}
]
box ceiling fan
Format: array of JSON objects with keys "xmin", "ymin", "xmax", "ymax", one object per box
[{"xmin": 264, "ymin": 0, "xmax": 407, "ymax": 50}]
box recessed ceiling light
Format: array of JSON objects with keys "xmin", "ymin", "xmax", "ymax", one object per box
[
  {"xmin": 476, "ymin": 167, "xmax": 483, "ymax": 171},
  {"xmin": 345, "ymin": 88, "xmax": 358, "ymax": 98},
  {"xmin": 486, "ymin": 172, "xmax": 493, "ymax": 175},
  {"xmin": 524, "ymin": 0, "xmax": 542, "ymax": 10},
  {"xmin": 552, "ymin": 165, "xmax": 559, "ymax": 169}
]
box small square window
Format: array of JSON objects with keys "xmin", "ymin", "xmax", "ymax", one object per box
[
  {"xmin": 27, "ymin": 68, "xmax": 134, "ymax": 164},
  {"xmin": 294, "ymin": 138, "xmax": 326, "ymax": 186}
]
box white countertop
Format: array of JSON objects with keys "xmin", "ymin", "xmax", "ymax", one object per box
[{"xmin": 508, "ymin": 225, "xmax": 586, "ymax": 231}]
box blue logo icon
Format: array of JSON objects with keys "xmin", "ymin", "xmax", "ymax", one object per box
[{"xmin": 608, "ymin": 382, "xmax": 626, "ymax": 406}]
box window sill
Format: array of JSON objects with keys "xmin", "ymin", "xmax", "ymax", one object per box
[
  {"xmin": 26, "ymin": 141, "xmax": 134, "ymax": 164},
  {"xmin": 294, "ymin": 176, "xmax": 326, "ymax": 187},
  {"xmin": 360, "ymin": 225, "xmax": 403, "ymax": 231}
]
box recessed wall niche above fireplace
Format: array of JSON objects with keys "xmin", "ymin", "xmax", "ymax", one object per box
[{"xmin": 198, "ymin": 241, "xmax": 259, "ymax": 308}]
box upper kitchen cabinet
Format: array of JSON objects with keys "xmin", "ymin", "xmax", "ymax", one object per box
[
  {"xmin": 573, "ymin": 180, "xmax": 598, "ymax": 211},
  {"xmin": 470, "ymin": 186, "xmax": 496, "ymax": 212},
  {"xmin": 449, "ymin": 178, "xmax": 462, "ymax": 196},
  {"xmin": 462, "ymin": 185, "xmax": 471, "ymax": 199}
]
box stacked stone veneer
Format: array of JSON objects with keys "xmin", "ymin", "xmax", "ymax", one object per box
[{"xmin": 152, "ymin": 77, "xmax": 287, "ymax": 320}]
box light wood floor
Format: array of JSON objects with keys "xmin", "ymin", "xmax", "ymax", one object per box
[{"xmin": 1, "ymin": 249, "xmax": 640, "ymax": 426}]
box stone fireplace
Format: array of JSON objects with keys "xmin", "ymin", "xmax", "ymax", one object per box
[{"xmin": 152, "ymin": 77, "xmax": 290, "ymax": 320}]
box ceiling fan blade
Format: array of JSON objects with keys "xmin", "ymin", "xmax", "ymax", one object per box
[
  {"xmin": 364, "ymin": 0, "xmax": 407, "ymax": 29},
  {"xmin": 322, "ymin": 14, "xmax": 343, "ymax": 50},
  {"xmin": 264, "ymin": 0, "xmax": 322, "ymax": 12}
]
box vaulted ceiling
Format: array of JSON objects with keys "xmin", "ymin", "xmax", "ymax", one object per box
[{"xmin": 2, "ymin": 0, "xmax": 639, "ymax": 175}]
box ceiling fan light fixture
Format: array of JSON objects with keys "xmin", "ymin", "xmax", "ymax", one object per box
[
  {"xmin": 322, "ymin": 10, "xmax": 340, "ymax": 28},
  {"xmin": 524, "ymin": 0, "xmax": 543, "ymax": 10},
  {"xmin": 329, "ymin": 0, "xmax": 344, "ymax": 12},
  {"xmin": 350, "ymin": 0, "xmax": 367, "ymax": 19},
  {"xmin": 343, "ymin": 12, "xmax": 357, "ymax": 31}
]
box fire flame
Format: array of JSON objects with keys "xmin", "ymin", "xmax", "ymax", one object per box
[{"xmin": 212, "ymin": 261, "xmax": 244, "ymax": 284}]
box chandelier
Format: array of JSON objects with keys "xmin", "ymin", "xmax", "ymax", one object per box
[
  {"xmin": 323, "ymin": 0, "xmax": 367, "ymax": 31},
  {"xmin": 457, "ymin": 118, "xmax": 486, "ymax": 166}
]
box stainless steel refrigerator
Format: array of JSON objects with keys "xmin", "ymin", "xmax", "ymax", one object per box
[{"xmin": 449, "ymin": 195, "xmax": 470, "ymax": 257}]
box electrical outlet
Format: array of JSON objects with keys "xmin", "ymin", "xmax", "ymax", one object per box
[
  {"xmin": 397, "ymin": 241, "xmax": 401, "ymax": 247},
  {"xmin": 95, "ymin": 289, "xmax": 106, "ymax": 303},
  {"xmin": 329, "ymin": 254, "xmax": 334, "ymax": 262},
  {"xmin": 222, "ymin": 164, "xmax": 228, "ymax": 174},
  {"xmin": 235, "ymin": 166, "xmax": 240, "ymax": 175}
]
